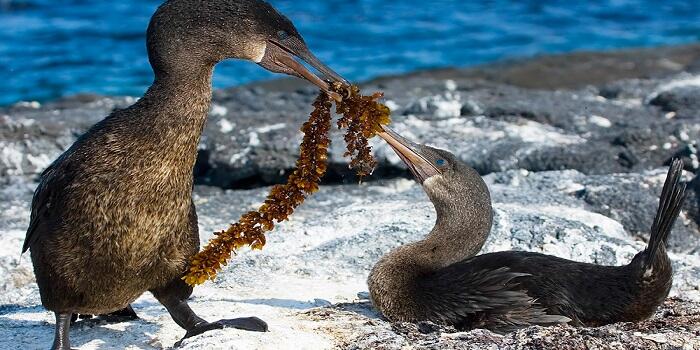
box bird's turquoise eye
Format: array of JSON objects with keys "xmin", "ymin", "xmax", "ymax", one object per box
[
  {"xmin": 435, "ymin": 159, "xmax": 446, "ymax": 166},
  {"xmin": 277, "ymin": 30, "xmax": 289, "ymax": 40}
]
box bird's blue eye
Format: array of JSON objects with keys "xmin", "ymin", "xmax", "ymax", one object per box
[
  {"xmin": 435, "ymin": 159, "xmax": 446, "ymax": 166},
  {"xmin": 277, "ymin": 30, "xmax": 289, "ymax": 40}
]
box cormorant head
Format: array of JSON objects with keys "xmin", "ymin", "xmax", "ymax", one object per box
[
  {"xmin": 147, "ymin": 0, "xmax": 345, "ymax": 100},
  {"xmin": 378, "ymin": 127, "xmax": 491, "ymax": 218}
]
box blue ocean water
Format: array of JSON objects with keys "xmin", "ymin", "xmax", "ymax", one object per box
[{"xmin": 1, "ymin": 0, "xmax": 699, "ymax": 105}]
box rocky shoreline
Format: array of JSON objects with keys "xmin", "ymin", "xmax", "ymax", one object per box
[
  {"xmin": 3, "ymin": 45, "xmax": 699, "ymax": 185},
  {"xmin": 1, "ymin": 44, "xmax": 699, "ymax": 349}
]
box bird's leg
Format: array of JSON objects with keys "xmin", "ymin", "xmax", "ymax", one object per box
[
  {"xmin": 151, "ymin": 278, "xmax": 267, "ymax": 346},
  {"xmin": 51, "ymin": 312, "xmax": 72, "ymax": 350}
]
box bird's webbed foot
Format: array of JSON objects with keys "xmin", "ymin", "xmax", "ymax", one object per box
[
  {"xmin": 175, "ymin": 317, "xmax": 268, "ymax": 346},
  {"xmin": 189, "ymin": 317, "xmax": 268, "ymax": 336}
]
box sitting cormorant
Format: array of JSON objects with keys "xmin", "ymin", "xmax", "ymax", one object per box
[
  {"xmin": 369, "ymin": 127, "xmax": 686, "ymax": 331},
  {"xmin": 22, "ymin": 1, "xmax": 345, "ymax": 349}
]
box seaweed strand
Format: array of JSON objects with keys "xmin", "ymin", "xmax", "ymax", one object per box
[
  {"xmin": 333, "ymin": 83, "xmax": 391, "ymax": 177},
  {"xmin": 184, "ymin": 93, "xmax": 333, "ymax": 286},
  {"xmin": 184, "ymin": 84, "xmax": 391, "ymax": 286}
]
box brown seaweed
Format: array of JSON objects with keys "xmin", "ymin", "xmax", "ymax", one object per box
[
  {"xmin": 184, "ymin": 85, "xmax": 390, "ymax": 286},
  {"xmin": 332, "ymin": 82, "xmax": 391, "ymax": 177}
]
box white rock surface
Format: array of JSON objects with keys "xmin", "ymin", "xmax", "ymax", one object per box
[{"xmin": 1, "ymin": 168, "xmax": 698, "ymax": 349}]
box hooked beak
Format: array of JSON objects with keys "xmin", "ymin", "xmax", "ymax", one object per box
[
  {"xmin": 259, "ymin": 39, "xmax": 347, "ymax": 102},
  {"xmin": 377, "ymin": 126, "xmax": 441, "ymax": 184}
]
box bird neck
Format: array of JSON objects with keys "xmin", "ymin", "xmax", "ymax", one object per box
[
  {"xmin": 380, "ymin": 193, "xmax": 493, "ymax": 274},
  {"xmin": 371, "ymin": 197, "xmax": 492, "ymax": 291},
  {"xmin": 401, "ymin": 173, "xmax": 494, "ymax": 269},
  {"xmin": 420, "ymin": 198, "xmax": 493, "ymax": 268},
  {"xmin": 145, "ymin": 66, "xmax": 215, "ymax": 117},
  {"xmin": 127, "ymin": 66, "xmax": 214, "ymax": 172},
  {"xmin": 368, "ymin": 177, "xmax": 492, "ymax": 317}
]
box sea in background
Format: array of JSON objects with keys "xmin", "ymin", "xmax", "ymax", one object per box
[{"xmin": 1, "ymin": 0, "xmax": 699, "ymax": 105}]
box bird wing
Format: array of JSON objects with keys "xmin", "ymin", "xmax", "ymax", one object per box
[
  {"xmin": 22, "ymin": 161, "xmax": 64, "ymax": 253},
  {"xmin": 419, "ymin": 263, "xmax": 571, "ymax": 331}
]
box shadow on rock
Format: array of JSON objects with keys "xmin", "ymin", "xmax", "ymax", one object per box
[{"xmin": 228, "ymin": 297, "xmax": 332, "ymax": 310}]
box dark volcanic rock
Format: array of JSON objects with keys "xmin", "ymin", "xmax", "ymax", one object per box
[
  {"xmin": 1, "ymin": 45, "xmax": 699, "ymax": 233},
  {"xmin": 2, "ymin": 48, "xmax": 699, "ymax": 184},
  {"xmin": 688, "ymin": 174, "xmax": 700, "ymax": 229},
  {"xmin": 364, "ymin": 44, "xmax": 700, "ymax": 90},
  {"xmin": 0, "ymin": 96, "xmax": 134, "ymax": 177},
  {"xmin": 649, "ymin": 85, "xmax": 700, "ymax": 119}
]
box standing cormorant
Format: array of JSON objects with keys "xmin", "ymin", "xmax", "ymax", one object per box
[
  {"xmin": 22, "ymin": 1, "xmax": 345, "ymax": 349},
  {"xmin": 369, "ymin": 127, "xmax": 686, "ymax": 331}
]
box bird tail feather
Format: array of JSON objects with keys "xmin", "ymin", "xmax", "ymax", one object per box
[{"xmin": 643, "ymin": 159, "xmax": 686, "ymax": 271}]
